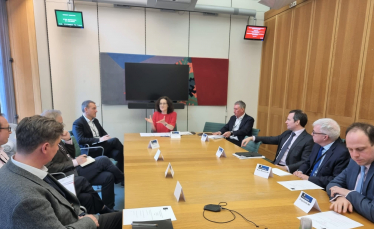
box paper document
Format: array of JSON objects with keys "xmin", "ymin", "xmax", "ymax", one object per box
[
  {"xmin": 179, "ymin": 131, "xmax": 192, "ymax": 135},
  {"xmin": 80, "ymin": 156, "xmax": 95, "ymax": 167},
  {"xmin": 123, "ymin": 206, "xmax": 177, "ymax": 225},
  {"xmin": 233, "ymin": 153, "xmax": 265, "ymax": 159},
  {"xmin": 140, "ymin": 133, "xmax": 171, "ymax": 137},
  {"xmin": 297, "ymin": 211, "xmax": 363, "ymax": 229},
  {"xmin": 278, "ymin": 180, "xmax": 324, "ymax": 191},
  {"xmin": 208, "ymin": 135, "xmax": 224, "ymax": 139},
  {"xmin": 272, "ymin": 168, "xmax": 292, "ymax": 176},
  {"xmin": 140, "ymin": 133, "xmax": 154, "ymax": 137},
  {"xmin": 58, "ymin": 174, "xmax": 76, "ymax": 196}
]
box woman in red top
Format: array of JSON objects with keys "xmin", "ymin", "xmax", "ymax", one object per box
[{"xmin": 145, "ymin": 96, "xmax": 177, "ymax": 133}]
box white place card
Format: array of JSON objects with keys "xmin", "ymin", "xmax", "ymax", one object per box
[
  {"xmin": 170, "ymin": 131, "xmax": 181, "ymax": 139},
  {"xmin": 294, "ymin": 191, "xmax": 321, "ymax": 213},
  {"xmin": 148, "ymin": 139, "xmax": 160, "ymax": 149},
  {"xmin": 216, "ymin": 146, "xmax": 226, "ymax": 158},
  {"xmin": 201, "ymin": 133, "xmax": 209, "ymax": 142},
  {"xmin": 165, "ymin": 163, "xmax": 175, "ymax": 178},
  {"xmin": 154, "ymin": 149, "xmax": 164, "ymax": 161},
  {"xmin": 174, "ymin": 181, "xmax": 185, "ymax": 202},
  {"xmin": 254, "ymin": 164, "xmax": 273, "ymax": 179}
]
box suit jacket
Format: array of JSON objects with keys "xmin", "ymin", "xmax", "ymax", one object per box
[
  {"xmin": 72, "ymin": 115, "xmax": 107, "ymax": 147},
  {"xmin": 297, "ymin": 138, "xmax": 350, "ymax": 189},
  {"xmin": 0, "ymin": 160, "xmax": 96, "ymax": 229},
  {"xmin": 46, "ymin": 140, "xmax": 77, "ymax": 176},
  {"xmin": 219, "ymin": 114, "xmax": 255, "ymax": 144},
  {"xmin": 255, "ymin": 130, "xmax": 314, "ymax": 173},
  {"xmin": 327, "ymin": 159, "xmax": 374, "ymax": 222}
]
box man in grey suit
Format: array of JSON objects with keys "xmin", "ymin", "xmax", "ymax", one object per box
[
  {"xmin": 242, "ymin": 110, "xmax": 314, "ymax": 173},
  {"xmin": 327, "ymin": 122, "xmax": 374, "ymax": 222},
  {"xmin": 0, "ymin": 115, "xmax": 122, "ymax": 229}
]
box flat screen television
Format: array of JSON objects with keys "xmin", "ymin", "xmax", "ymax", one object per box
[
  {"xmin": 244, "ymin": 25, "xmax": 267, "ymax": 41},
  {"xmin": 125, "ymin": 63, "xmax": 189, "ymax": 101},
  {"xmin": 55, "ymin": 10, "xmax": 84, "ymax": 28}
]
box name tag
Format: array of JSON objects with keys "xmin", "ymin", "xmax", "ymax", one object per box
[
  {"xmin": 148, "ymin": 139, "xmax": 160, "ymax": 149},
  {"xmin": 201, "ymin": 133, "xmax": 209, "ymax": 142},
  {"xmin": 294, "ymin": 191, "xmax": 321, "ymax": 213},
  {"xmin": 216, "ymin": 146, "xmax": 226, "ymax": 158},
  {"xmin": 174, "ymin": 181, "xmax": 185, "ymax": 202},
  {"xmin": 165, "ymin": 163, "xmax": 175, "ymax": 178},
  {"xmin": 254, "ymin": 164, "xmax": 273, "ymax": 179},
  {"xmin": 154, "ymin": 149, "xmax": 164, "ymax": 161},
  {"xmin": 170, "ymin": 131, "xmax": 181, "ymax": 139}
]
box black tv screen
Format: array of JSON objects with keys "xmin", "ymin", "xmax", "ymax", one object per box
[{"xmin": 125, "ymin": 63, "xmax": 189, "ymax": 101}]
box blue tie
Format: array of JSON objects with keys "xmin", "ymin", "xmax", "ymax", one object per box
[
  {"xmin": 310, "ymin": 147, "xmax": 324, "ymax": 176},
  {"xmin": 356, "ymin": 166, "xmax": 366, "ymax": 194}
]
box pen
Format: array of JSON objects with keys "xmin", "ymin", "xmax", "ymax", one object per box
[{"xmin": 131, "ymin": 223, "xmax": 158, "ymax": 227}]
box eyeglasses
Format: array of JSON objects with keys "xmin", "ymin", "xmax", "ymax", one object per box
[
  {"xmin": 160, "ymin": 103, "xmax": 168, "ymax": 105},
  {"xmin": 0, "ymin": 126, "xmax": 11, "ymax": 132},
  {"xmin": 312, "ymin": 130, "xmax": 326, "ymax": 135}
]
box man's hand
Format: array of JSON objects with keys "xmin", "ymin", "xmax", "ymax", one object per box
[
  {"xmin": 79, "ymin": 215, "xmax": 99, "ymax": 227},
  {"xmin": 330, "ymin": 196, "xmax": 353, "ymax": 214},
  {"xmin": 99, "ymin": 135, "xmax": 111, "ymax": 142},
  {"xmin": 212, "ymin": 132, "xmax": 221, "ymax": 135},
  {"xmin": 222, "ymin": 131, "xmax": 231, "ymax": 138},
  {"xmin": 61, "ymin": 130, "xmax": 71, "ymax": 141},
  {"xmin": 241, "ymin": 136, "xmax": 253, "ymax": 147},
  {"xmin": 329, "ymin": 186, "xmax": 351, "ymax": 197},
  {"xmin": 276, "ymin": 165, "xmax": 288, "ymax": 171},
  {"xmin": 76, "ymin": 155, "xmax": 88, "ymax": 165}
]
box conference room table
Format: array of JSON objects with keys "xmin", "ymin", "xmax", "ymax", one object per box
[{"xmin": 122, "ymin": 133, "xmax": 372, "ymax": 228}]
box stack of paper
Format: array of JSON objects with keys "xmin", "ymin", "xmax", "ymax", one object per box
[
  {"xmin": 58, "ymin": 174, "xmax": 76, "ymax": 196},
  {"xmin": 140, "ymin": 133, "xmax": 171, "ymax": 137},
  {"xmin": 297, "ymin": 211, "xmax": 363, "ymax": 229},
  {"xmin": 278, "ymin": 180, "xmax": 324, "ymax": 191},
  {"xmin": 208, "ymin": 135, "xmax": 224, "ymax": 139},
  {"xmin": 123, "ymin": 206, "xmax": 176, "ymax": 225}
]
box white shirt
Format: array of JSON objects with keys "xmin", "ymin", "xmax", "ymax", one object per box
[
  {"xmin": 277, "ymin": 128, "xmax": 305, "ymax": 166},
  {"xmin": 11, "ymin": 156, "xmax": 48, "ymax": 180},
  {"xmin": 82, "ymin": 114, "xmax": 100, "ymax": 138},
  {"xmin": 229, "ymin": 113, "xmax": 245, "ymax": 141}
]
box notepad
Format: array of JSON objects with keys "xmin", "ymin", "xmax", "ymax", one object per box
[
  {"xmin": 80, "ymin": 156, "xmax": 95, "ymax": 167},
  {"xmin": 132, "ymin": 219, "xmax": 174, "ymax": 229}
]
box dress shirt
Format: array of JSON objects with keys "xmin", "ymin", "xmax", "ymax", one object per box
[
  {"xmin": 0, "ymin": 147, "xmax": 9, "ymax": 168},
  {"xmin": 11, "ymin": 156, "xmax": 48, "ymax": 179},
  {"xmin": 229, "ymin": 113, "xmax": 245, "ymax": 141},
  {"xmin": 83, "ymin": 114, "xmax": 100, "ymax": 138},
  {"xmin": 354, "ymin": 164, "xmax": 371, "ymax": 191},
  {"xmin": 311, "ymin": 141, "xmax": 334, "ymax": 176},
  {"xmin": 278, "ymin": 128, "xmax": 305, "ymax": 166}
]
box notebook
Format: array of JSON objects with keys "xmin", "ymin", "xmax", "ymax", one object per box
[
  {"xmin": 132, "ymin": 219, "xmax": 173, "ymax": 229},
  {"xmin": 80, "ymin": 156, "xmax": 95, "ymax": 167},
  {"xmin": 233, "ymin": 152, "xmax": 264, "ymax": 159}
]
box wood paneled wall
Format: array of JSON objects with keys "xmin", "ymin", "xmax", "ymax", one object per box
[
  {"xmin": 258, "ymin": 0, "xmax": 374, "ymax": 159},
  {"xmin": 6, "ymin": 0, "xmax": 41, "ymax": 121}
]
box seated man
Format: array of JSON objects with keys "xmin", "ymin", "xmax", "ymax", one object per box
[
  {"xmin": 293, "ymin": 118, "xmax": 350, "ymax": 189},
  {"xmin": 72, "ymin": 100, "xmax": 124, "ymax": 172},
  {"xmin": 0, "ymin": 114, "xmax": 11, "ymax": 168},
  {"xmin": 0, "ymin": 115, "xmax": 122, "ymax": 229},
  {"xmin": 212, "ymin": 100, "xmax": 254, "ymax": 146},
  {"xmin": 42, "ymin": 110, "xmax": 124, "ymax": 210},
  {"xmin": 327, "ymin": 122, "xmax": 374, "ymax": 222},
  {"xmin": 242, "ymin": 109, "xmax": 313, "ymax": 173}
]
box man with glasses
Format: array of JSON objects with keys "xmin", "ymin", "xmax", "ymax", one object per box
[
  {"xmin": 0, "ymin": 114, "xmax": 11, "ymax": 168},
  {"xmin": 242, "ymin": 110, "xmax": 313, "ymax": 173},
  {"xmin": 293, "ymin": 118, "xmax": 350, "ymax": 189},
  {"xmin": 327, "ymin": 122, "xmax": 374, "ymax": 223}
]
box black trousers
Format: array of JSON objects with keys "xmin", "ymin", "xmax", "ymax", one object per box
[
  {"xmin": 74, "ymin": 176, "xmax": 104, "ymax": 214},
  {"xmin": 226, "ymin": 137, "xmax": 242, "ymax": 147},
  {"xmin": 89, "ymin": 138, "xmax": 124, "ymax": 172},
  {"xmin": 77, "ymin": 156, "xmax": 124, "ymax": 209},
  {"xmin": 98, "ymin": 211, "xmax": 122, "ymax": 229}
]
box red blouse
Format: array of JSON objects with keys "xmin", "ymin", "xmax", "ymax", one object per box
[{"xmin": 152, "ymin": 111, "xmax": 177, "ymax": 133}]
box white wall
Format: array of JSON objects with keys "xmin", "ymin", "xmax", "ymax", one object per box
[{"xmin": 38, "ymin": 0, "xmax": 268, "ymax": 142}]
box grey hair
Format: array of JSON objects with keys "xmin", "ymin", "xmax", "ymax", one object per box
[
  {"xmin": 82, "ymin": 100, "xmax": 95, "ymax": 113},
  {"xmin": 234, "ymin": 100, "xmax": 246, "ymax": 110},
  {"xmin": 313, "ymin": 118, "xmax": 340, "ymax": 141},
  {"xmin": 41, "ymin": 109, "xmax": 62, "ymax": 120}
]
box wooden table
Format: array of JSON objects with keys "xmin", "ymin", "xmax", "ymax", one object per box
[{"xmin": 123, "ymin": 134, "xmax": 372, "ymax": 228}]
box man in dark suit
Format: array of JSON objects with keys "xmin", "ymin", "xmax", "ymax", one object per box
[
  {"xmin": 72, "ymin": 100, "xmax": 124, "ymax": 172},
  {"xmin": 242, "ymin": 109, "xmax": 313, "ymax": 173},
  {"xmin": 212, "ymin": 100, "xmax": 254, "ymax": 146},
  {"xmin": 327, "ymin": 123, "xmax": 374, "ymax": 222},
  {"xmin": 42, "ymin": 109, "xmax": 124, "ymax": 210},
  {"xmin": 0, "ymin": 115, "xmax": 122, "ymax": 229},
  {"xmin": 294, "ymin": 118, "xmax": 350, "ymax": 189}
]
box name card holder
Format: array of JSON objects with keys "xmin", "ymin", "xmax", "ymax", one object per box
[
  {"xmin": 165, "ymin": 163, "xmax": 175, "ymax": 178},
  {"xmin": 154, "ymin": 149, "xmax": 164, "ymax": 161},
  {"xmin": 254, "ymin": 164, "xmax": 273, "ymax": 178},
  {"xmin": 170, "ymin": 131, "xmax": 181, "ymax": 139},
  {"xmin": 148, "ymin": 139, "xmax": 160, "ymax": 149},
  {"xmin": 216, "ymin": 146, "xmax": 226, "ymax": 158},
  {"xmin": 201, "ymin": 133, "xmax": 209, "ymax": 142},
  {"xmin": 294, "ymin": 191, "xmax": 321, "ymax": 213},
  {"xmin": 174, "ymin": 181, "xmax": 185, "ymax": 202}
]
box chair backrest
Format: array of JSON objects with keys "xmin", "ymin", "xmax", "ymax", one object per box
[
  {"xmin": 203, "ymin": 122, "xmax": 225, "ymax": 132},
  {"xmin": 252, "ymin": 128, "xmax": 260, "ymax": 136},
  {"xmin": 241, "ymin": 139, "xmax": 262, "ymax": 153}
]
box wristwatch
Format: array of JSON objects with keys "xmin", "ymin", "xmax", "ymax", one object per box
[
  {"xmin": 230, "ymin": 131, "xmax": 233, "ymax": 135},
  {"xmin": 164, "ymin": 123, "xmax": 168, "ymax": 126}
]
